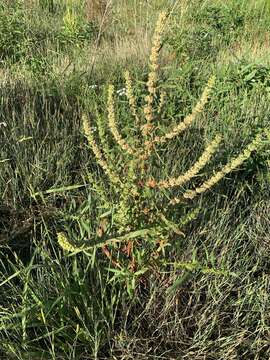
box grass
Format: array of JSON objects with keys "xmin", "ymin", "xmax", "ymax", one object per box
[{"xmin": 0, "ymin": 0, "xmax": 270, "ymax": 359}]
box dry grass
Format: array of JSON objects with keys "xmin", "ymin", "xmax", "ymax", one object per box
[
  {"xmin": 217, "ymin": 34, "xmax": 270, "ymax": 65},
  {"xmin": 48, "ymin": 31, "xmax": 152, "ymax": 79},
  {"xmin": 95, "ymin": 31, "xmax": 152, "ymax": 68},
  {"xmin": 50, "ymin": 1, "xmax": 177, "ymax": 78},
  {"xmin": 85, "ymin": 0, "xmax": 109, "ymax": 22}
]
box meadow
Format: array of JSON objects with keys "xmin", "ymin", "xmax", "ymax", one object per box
[{"xmin": 0, "ymin": 0, "xmax": 270, "ymax": 359}]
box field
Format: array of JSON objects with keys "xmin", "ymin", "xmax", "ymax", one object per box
[{"xmin": 0, "ymin": 0, "xmax": 270, "ymax": 359}]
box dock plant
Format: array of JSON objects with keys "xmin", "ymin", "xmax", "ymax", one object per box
[{"xmin": 58, "ymin": 11, "xmax": 268, "ymax": 294}]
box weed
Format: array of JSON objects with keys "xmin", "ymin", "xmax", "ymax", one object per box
[{"xmin": 57, "ymin": 12, "xmax": 268, "ymax": 298}]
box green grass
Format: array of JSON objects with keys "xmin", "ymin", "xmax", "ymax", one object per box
[{"xmin": 0, "ymin": 0, "xmax": 270, "ymax": 359}]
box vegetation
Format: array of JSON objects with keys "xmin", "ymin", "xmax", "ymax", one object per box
[{"xmin": 0, "ymin": 0, "xmax": 269, "ymax": 359}]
